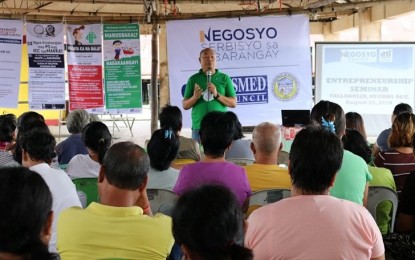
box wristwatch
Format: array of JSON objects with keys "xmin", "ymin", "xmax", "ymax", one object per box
[{"xmin": 214, "ymin": 93, "xmax": 220, "ymax": 99}]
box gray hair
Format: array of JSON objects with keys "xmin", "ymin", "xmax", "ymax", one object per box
[{"xmin": 66, "ymin": 109, "xmax": 96, "ymax": 134}]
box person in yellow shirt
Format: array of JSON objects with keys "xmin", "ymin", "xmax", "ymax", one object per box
[
  {"xmin": 244, "ymin": 122, "xmax": 291, "ymax": 192},
  {"xmin": 57, "ymin": 142, "xmax": 174, "ymax": 260}
]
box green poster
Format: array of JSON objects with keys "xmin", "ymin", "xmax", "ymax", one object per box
[{"xmin": 103, "ymin": 24, "xmax": 142, "ymax": 113}]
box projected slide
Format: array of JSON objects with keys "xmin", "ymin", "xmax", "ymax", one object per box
[{"xmin": 315, "ymin": 43, "xmax": 415, "ymax": 136}]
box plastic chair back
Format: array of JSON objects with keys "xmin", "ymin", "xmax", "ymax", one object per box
[
  {"xmin": 247, "ymin": 189, "xmax": 291, "ymax": 217},
  {"xmin": 367, "ymin": 186, "xmax": 398, "ymax": 232},
  {"xmin": 72, "ymin": 178, "xmax": 99, "ymax": 208},
  {"xmin": 147, "ymin": 189, "xmax": 177, "ymax": 216},
  {"xmin": 227, "ymin": 158, "xmax": 255, "ymax": 166}
]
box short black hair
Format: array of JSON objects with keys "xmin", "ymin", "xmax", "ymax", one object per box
[
  {"xmin": 159, "ymin": 105, "xmax": 182, "ymax": 132},
  {"xmin": 200, "ymin": 111, "xmax": 235, "ymax": 158},
  {"xmin": 0, "ymin": 114, "xmax": 16, "ymax": 142},
  {"xmin": 17, "ymin": 111, "xmax": 45, "ymax": 130},
  {"xmin": 113, "ymin": 40, "xmax": 122, "ymax": 45},
  {"xmin": 226, "ymin": 111, "xmax": 244, "ymax": 140},
  {"xmin": 172, "ymin": 185, "xmax": 253, "ymax": 260},
  {"xmin": 102, "ymin": 142, "xmax": 149, "ymax": 190},
  {"xmin": 342, "ymin": 129, "xmax": 372, "ymax": 164},
  {"xmin": 289, "ymin": 125, "xmax": 343, "ymax": 194},
  {"xmin": 20, "ymin": 130, "xmax": 56, "ymax": 164},
  {"xmin": 393, "ymin": 103, "xmax": 413, "ymax": 116},
  {"xmin": 14, "ymin": 121, "xmax": 50, "ymax": 164},
  {"xmin": 310, "ymin": 100, "xmax": 346, "ymax": 137},
  {"xmin": 82, "ymin": 122, "xmax": 112, "ymax": 164},
  {"xmin": 147, "ymin": 127, "xmax": 179, "ymax": 171},
  {"xmin": 0, "ymin": 167, "xmax": 56, "ymax": 259}
]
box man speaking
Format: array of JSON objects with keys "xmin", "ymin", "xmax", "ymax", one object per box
[{"xmin": 182, "ymin": 48, "xmax": 237, "ymax": 142}]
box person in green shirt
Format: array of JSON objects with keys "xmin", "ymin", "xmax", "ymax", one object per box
[{"xmin": 182, "ymin": 48, "xmax": 237, "ymax": 143}]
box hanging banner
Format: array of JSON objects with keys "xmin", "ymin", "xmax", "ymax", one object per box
[
  {"xmin": 67, "ymin": 24, "xmax": 104, "ymax": 113},
  {"xmin": 26, "ymin": 23, "xmax": 65, "ymax": 110},
  {"xmin": 103, "ymin": 23, "xmax": 141, "ymax": 114},
  {"xmin": 167, "ymin": 15, "xmax": 312, "ymax": 127},
  {"xmin": 0, "ymin": 20, "xmax": 23, "ymax": 108}
]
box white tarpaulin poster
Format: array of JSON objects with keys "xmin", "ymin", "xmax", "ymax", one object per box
[
  {"xmin": 67, "ymin": 24, "xmax": 104, "ymax": 113},
  {"xmin": 167, "ymin": 15, "xmax": 312, "ymax": 127},
  {"xmin": 0, "ymin": 20, "xmax": 23, "ymax": 108},
  {"xmin": 26, "ymin": 23, "xmax": 65, "ymax": 110}
]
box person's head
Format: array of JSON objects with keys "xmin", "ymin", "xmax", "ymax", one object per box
[
  {"xmin": 16, "ymin": 111, "xmax": 45, "ymax": 134},
  {"xmin": 251, "ymin": 122, "xmax": 282, "ymax": 157},
  {"xmin": 72, "ymin": 25, "xmax": 85, "ymax": 40},
  {"xmin": 0, "ymin": 167, "xmax": 54, "ymax": 259},
  {"xmin": 226, "ymin": 111, "xmax": 244, "ymax": 140},
  {"xmin": 345, "ymin": 112, "xmax": 367, "ymax": 140},
  {"xmin": 66, "ymin": 109, "xmax": 91, "ymax": 134},
  {"xmin": 200, "ymin": 111, "xmax": 235, "ymax": 158},
  {"xmin": 289, "ymin": 125, "xmax": 343, "ymax": 194},
  {"xmin": 172, "ymin": 185, "xmax": 253, "ymax": 260},
  {"xmin": 393, "ymin": 103, "xmax": 413, "ymax": 118},
  {"xmin": 14, "ymin": 120, "xmax": 50, "ymax": 164},
  {"xmin": 113, "ymin": 40, "xmax": 122, "ymax": 47},
  {"xmin": 147, "ymin": 127, "xmax": 179, "ymax": 171},
  {"xmin": 310, "ymin": 100, "xmax": 346, "ymax": 138},
  {"xmin": 388, "ymin": 112, "xmax": 415, "ymax": 148},
  {"xmin": 20, "ymin": 130, "xmax": 56, "ymax": 166},
  {"xmin": 82, "ymin": 122, "xmax": 112, "ymax": 164},
  {"xmin": 0, "ymin": 114, "xmax": 16, "ymax": 142},
  {"xmin": 199, "ymin": 48, "xmax": 216, "ymax": 73},
  {"xmin": 342, "ymin": 129, "xmax": 372, "ymax": 164},
  {"xmin": 100, "ymin": 141, "xmax": 149, "ymax": 191},
  {"xmin": 159, "ymin": 105, "xmax": 182, "ymax": 133}
]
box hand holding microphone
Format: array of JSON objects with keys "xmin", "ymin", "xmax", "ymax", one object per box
[{"xmin": 206, "ymin": 70, "xmax": 218, "ymax": 99}]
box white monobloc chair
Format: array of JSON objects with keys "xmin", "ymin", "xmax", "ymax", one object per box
[{"xmin": 367, "ymin": 186, "xmax": 399, "ymax": 233}]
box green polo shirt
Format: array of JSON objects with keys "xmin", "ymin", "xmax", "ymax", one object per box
[{"xmin": 184, "ymin": 69, "xmax": 236, "ymax": 130}]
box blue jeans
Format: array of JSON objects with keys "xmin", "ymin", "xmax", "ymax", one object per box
[{"xmin": 192, "ymin": 129, "xmax": 200, "ymax": 143}]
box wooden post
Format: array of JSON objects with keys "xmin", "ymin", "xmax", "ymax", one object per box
[{"xmin": 150, "ymin": 17, "xmax": 159, "ymax": 134}]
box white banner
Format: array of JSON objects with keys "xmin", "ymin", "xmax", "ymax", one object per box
[
  {"xmin": 0, "ymin": 20, "xmax": 23, "ymax": 108},
  {"xmin": 27, "ymin": 23, "xmax": 65, "ymax": 110},
  {"xmin": 167, "ymin": 15, "xmax": 312, "ymax": 128},
  {"xmin": 67, "ymin": 24, "xmax": 104, "ymax": 113}
]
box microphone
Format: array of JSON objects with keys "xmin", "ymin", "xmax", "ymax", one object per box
[{"xmin": 206, "ymin": 70, "xmax": 212, "ymax": 84}]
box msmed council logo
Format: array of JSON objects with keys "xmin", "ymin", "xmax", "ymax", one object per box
[{"xmin": 272, "ymin": 73, "xmax": 299, "ymax": 101}]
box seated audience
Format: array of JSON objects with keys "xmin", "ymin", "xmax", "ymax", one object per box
[
  {"xmin": 57, "ymin": 142, "xmax": 174, "ymax": 259},
  {"xmin": 243, "ymin": 122, "xmax": 291, "ymax": 192},
  {"xmin": 173, "ymin": 111, "xmax": 252, "ymax": 212},
  {"xmin": 146, "ymin": 127, "xmax": 180, "ymax": 190},
  {"xmin": 20, "ymin": 130, "xmax": 81, "ymax": 252},
  {"xmin": 225, "ymin": 111, "xmax": 254, "ymax": 162},
  {"xmin": 0, "ymin": 114, "xmax": 16, "ymax": 167},
  {"xmin": 342, "ymin": 129, "xmax": 396, "ymax": 235},
  {"xmin": 56, "ymin": 109, "xmax": 93, "ymax": 165},
  {"xmin": 384, "ymin": 134, "xmax": 415, "ymax": 259},
  {"xmin": 345, "ymin": 111, "xmax": 368, "ymax": 141},
  {"xmin": 0, "ymin": 167, "xmax": 58, "ymax": 259},
  {"xmin": 172, "ymin": 185, "xmax": 253, "ymax": 260},
  {"xmin": 373, "ymin": 103, "xmax": 413, "ymax": 156},
  {"xmin": 159, "ymin": 105, "xmax": 201, "ymax": 161},
  {"xmin": 245, "ymin": 126, "xmax": 385, "ymax": 259},
  {"xmin": 311, "ymin": 100, "xmax": 371, "ymax": 205},
  {"xmin": 374, "ymin": 112, "xmax": 415, "ymax": 193},
  {"xmin": 66, "ymin": 121, "xmax": 112, "ymax": 179}
]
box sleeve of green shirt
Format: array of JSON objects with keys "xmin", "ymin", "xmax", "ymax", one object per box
[
  {"xmin": 224, "ymin": 74, "xmax": 236, "ymax": 97},
  {"xmin": 184, "ymin": 77, "xmax": 194, "ymax": 99}
]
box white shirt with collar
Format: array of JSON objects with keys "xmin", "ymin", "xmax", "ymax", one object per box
[{"xmin": 29, "ymin": 163, "xmax": 82, "ymax": 253}]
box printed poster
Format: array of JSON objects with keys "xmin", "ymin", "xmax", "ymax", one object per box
[
  {"xmin": 166, "ymin": 15, "xmax": 312, "ymax": 127},
  {"xmin": 26, "ymin": 23, "xmax": 65, "ymax": 110},
  {"xmin": 103, "ymin": 23, "xmax": 142, "ymax": 114},
  {"xmin": 67, "ymin": 24, "xmax": 104, "ymax": 113},
  {"xmin": 0, "ymin": 20, "xmax": 23, "ymax": 108}
]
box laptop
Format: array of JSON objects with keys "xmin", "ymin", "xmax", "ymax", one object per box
[{"xmin": 281, "ymin": 110, "xmax": 310, "ymax": 127}]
